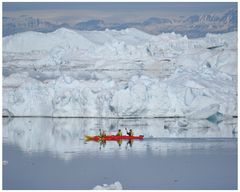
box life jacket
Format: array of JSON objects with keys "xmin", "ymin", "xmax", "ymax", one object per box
[
  {"xmin": 127, "ymin": 130, "xmax": 134, "ymax": 136},
  {"xmin": 116, "ymin": 131, "xmax": 122, "ymax": 136},
  {"xmin": 100, "ymin": 131, "xmax": 106, "ymax": 137},
  {"xmin": 130, "ymin": 131, "xmax": 134, "ymax": 136}
]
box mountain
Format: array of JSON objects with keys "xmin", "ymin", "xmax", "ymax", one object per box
[
  {"xmin": 144, "ymin": 8, "xmax": 237, "ymax": 38},
  {"xmin": 143, "ymin": 17, "xmax": 173, "ymax": 25},
  {"xmin": 220, "ymin": 8, "xmax": 237, "ymax": 25},
  {"xmin": 3, "ymin": 15, "xmax": 70, "ymax": 36},
  {"xmin": 74, "ymin": 20, "xmax": 106, "ymax": 30},
  {"xmin": 3, "ymin": 8, "xmax": 237, "ymax": 38},
  {"xmin": 184, "ymin": 9, "xmax": 237, "ymax": 24}
]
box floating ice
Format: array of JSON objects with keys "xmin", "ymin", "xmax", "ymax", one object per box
[
  {"xmin": 3, "ymin": 161, "xmax": 8, "ymax": 166},
  {"xmin": 93, "ymin": 181, "xmax": 123, "ymax": 190}
]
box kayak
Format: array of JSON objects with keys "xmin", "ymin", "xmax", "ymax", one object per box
[{"xmin": 85, "ymin": 135, "xmax": 144, "ymax": 141}]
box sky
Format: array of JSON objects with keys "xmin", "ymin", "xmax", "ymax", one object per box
[
  {"xmin": 3, "ymin": 2, "xmax": 237, "ymax": 24},
  {"xmin": 3, "ymin": 2, "xmax": 236, "ymax": 12}
]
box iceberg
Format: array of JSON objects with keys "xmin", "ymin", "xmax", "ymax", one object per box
[
  {"xmin": 93, "ymin": 181, "xmax": 123, "ymax": 190},
  {"xmin": 3, "ymin": 161, "xmax": 8, "ymax": 166},
  {"xmin": 3, "ymin": 28, "xmax": 237, "ymax": 118}
]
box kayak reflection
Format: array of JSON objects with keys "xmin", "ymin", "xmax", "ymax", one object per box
[
  {"xmin": 127, "ymin": 139, "xmax": 134, "ymax": 148},
  {"xmin": 99, "ymin": 140, "xmax": 106, "ymax": 150},
  {"xmin": 117, "ymin": 140, "xmax": 122, "ymax": 147},
  {"xmin": 94, "ymin": 139, "xmax": 134, "ymax": 149}
]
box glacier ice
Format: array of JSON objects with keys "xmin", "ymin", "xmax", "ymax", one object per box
[{"xmin": 3, "ymin": 28, "xmax": 237, "ymax": 118}]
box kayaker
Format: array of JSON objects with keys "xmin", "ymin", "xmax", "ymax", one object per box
[
  {"xmin": 99, "ymin": 129, "xmax": 106, "ymax": 137},
  {"xmin": 116, "ymin": 129, "xmax": 122, "ymax": 136},
  {"xmin": 125, "ymin": 128, "xmax": 134, "ymax": 136}
]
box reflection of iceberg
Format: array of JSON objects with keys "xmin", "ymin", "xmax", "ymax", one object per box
[{"xmin": 3, "ymin": 117, "xmax": 237, "ymax": 160}]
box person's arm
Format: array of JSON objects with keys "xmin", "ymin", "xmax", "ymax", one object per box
[{"xmin": 125, "ymin": 128, "xmax": 129, "ymax": 135}]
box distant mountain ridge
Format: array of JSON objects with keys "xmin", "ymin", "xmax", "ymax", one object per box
[
  {"xmin": 3, "ymin": 15, "xmax": 71, "ymax": 36},
  {"xmin": 3, "ymin": 8, "xmax": 237, "ymax": 38}
]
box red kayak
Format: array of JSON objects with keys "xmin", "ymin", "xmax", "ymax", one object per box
[{"xmin": 85, "ymin": 135, "xmax": 144, "ymax": 141}]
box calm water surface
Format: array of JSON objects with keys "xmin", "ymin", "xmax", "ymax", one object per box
[{"xmin": 3, "ymin": 117, "xmax": 238, "ymax": 190}]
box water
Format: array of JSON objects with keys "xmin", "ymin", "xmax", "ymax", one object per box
[{"xmin": 3, "ymin": 117, "xmax": 238, "ymax": 190}]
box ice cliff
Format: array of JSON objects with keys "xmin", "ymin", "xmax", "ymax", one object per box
[{"xmin": 3, "ymin": 28, "xmax": 237, "ymax": 118}]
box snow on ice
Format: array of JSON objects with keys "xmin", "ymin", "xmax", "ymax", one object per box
[{"xmin": 3, "ymin": 28, "xmax": 237, "ymax": 118}]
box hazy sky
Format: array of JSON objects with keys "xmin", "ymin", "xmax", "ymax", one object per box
[
  {"xmin": 3, "ymin": 2, "xmax": 237, "ymax": 24},
  {"xmin": 3, "ymin": 2, "xmax": 236, "ymax": 12}
]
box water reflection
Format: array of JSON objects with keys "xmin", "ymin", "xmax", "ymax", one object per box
[
  {"xmin": 85, "ymin": 139, "xmax": 134, "ymax": 150},
  {"xmin": 3, "ymin": 117, "xmax": 237, "ymax": 160}
]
